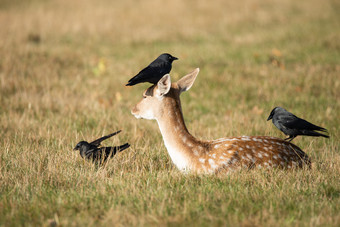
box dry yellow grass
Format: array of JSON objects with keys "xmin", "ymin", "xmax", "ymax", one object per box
[{"xmin": 0, "ymin": 0, "xmax": 339, "ymax": 226}]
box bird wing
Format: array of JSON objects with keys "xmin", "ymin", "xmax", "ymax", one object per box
[
  {"xmin": 127, "ymin": 61, "xmax": 171, "ymax": 85},
  {"xmin": 275, "ymin": 113, "xmax": 299, "ymax": 129},
  {"xmin": 90, "ymin": 130, "xmax": 122, "ymax": 147},
  {"xmin": 84, "ymin": 148, "xmax": 98, "ymax": 160},
  {"xmin": 278, "ymin": 114, "xmax": 327, "ymax": 132}
]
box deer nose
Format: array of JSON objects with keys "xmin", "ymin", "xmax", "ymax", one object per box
[{"xmin": 131, "ymin": 105, "xmax": 139, "ymax": 115}]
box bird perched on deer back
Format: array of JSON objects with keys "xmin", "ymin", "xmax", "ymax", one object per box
[
  {"xmin": 267, "ymin": 107, "xmax": 329, "ymax": 142},
  {"xmin": 126, "ymin": 53, "xmax": 178, "ymax": 86},
  {"xmin": 73, "ymin": 130, "xmax": 130, "ymax": 164}
]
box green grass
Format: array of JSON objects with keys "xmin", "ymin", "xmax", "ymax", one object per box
[{"xmin": 0, "ymin": 0, "xmax": 339, "ymax": 226}]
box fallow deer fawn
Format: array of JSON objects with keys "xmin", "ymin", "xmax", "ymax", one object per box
[{"xmin": 131, "ymin": 68, "xmax": 311, "ymax": 174}]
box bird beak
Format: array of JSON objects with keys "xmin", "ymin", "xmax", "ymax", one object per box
[
  {"xmin": 173, "ymin": 57, "xmax": 178, "ymax": 61},
  {"xmin": 267, "ymin": 116, "xmax": 272, "ymax": 121},
  {"xmin": 73, "ymin": 147, "xmax": 77, "ymax": 151}
]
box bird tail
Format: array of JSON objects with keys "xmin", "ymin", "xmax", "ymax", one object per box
[
  {"xmin": 302, "ymin": 130, "xmax": 329, "ymax": 138},
  {"xmin": 316, "ymin": 127, "xmax": 328, "ymax": 133},
  {"xmin": 116, "ymin": 143, "xmax": 131, "ymax": 152},
  {"xmin": 126, "ymin": 76, "xmax": 138, "ymax": 86},
  {"xmin": 103, "ymin": 143, "xmax": 131, "ymax": 160},
  {"xmin": 126, "ymin": 80, "xmax": 137, "ymax": 86}
]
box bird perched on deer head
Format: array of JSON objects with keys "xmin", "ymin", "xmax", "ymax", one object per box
[
  {"xmin": 267, "ymin": 107, "xmax": 329, "ymax": 142},
  {"xmin": 126, "ymin": 53, "xmax": 178, "ymax": 86},
  {"xmin": 73, "ymin": 130, "xmax": 130, "ymax": 164}
]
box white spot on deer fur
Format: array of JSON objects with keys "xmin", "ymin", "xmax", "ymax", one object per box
[
  {"xmin": 239, "ymin": 147, "xmax": 243, "ymax": 151},
  {"xmin": 292, "ymin": 161, "xmax": 297, "ymax": 166},
  {"xmin": 253, "ymin": 138, "xmax": 262, "ymax": 142},
  {"xmin": 213, "ymin": 138, "xmax": 239, "ymax": 143},
  {"xmin": 242, "ymin": 137, "xmax": 251, "ymax": 141},
  {"xmin": 246, "ymin": 154, "xmax": 252, "ymax": 159},
  {"xmin": 280, "ymin": 161, "xmax": 285, "ymax": 166},
  {"xmin": 263, "ymin": 147, "xmax": 268, "ymax": 151},
  {"xmin": 273, "ymin": 155, "xmax": 278, "ymax": 160},
  {"xmin": 246, "ymin": 145, "xmax": 250, "ymax": 149},
  {"xmin": 257, "ymin": 153, "xmax": 263, "ymax": 158},
  {"xmin": 199, "ymin": 158, "xmax": 205, "ymax": 163},
  {"xmin": 220, "ymin": 159, "xmax": 230, "ymax": 166},
  {"xmin": 264, "ymin": 162, "xmax": 269, "ymax": 166},
  {"xmin": 258, "ymin": 164, "xmax": 262, "ymax": 169},
  {"xmin": 209, "ymin": 159, "xmax": 218, "ymax": 169},
  {"xmin": 214, "ymin": 144, "xmax": 220, "ymax": 149},
  {"xmin": 264, "ymin": 153, "xmax": 269, "ymax": 157},
  {"xmin": 263, "ymin": 139, "xmax": 268, "ymax": 143},
  {"xmin": 228, "ymin": 150, "xmax": 233, "ymax": 154},
  {"xmin": 288, "ymin": 165, "xmax": 291, "ymax": 169},
  {"xmin": 193, "ymin": 150, "xmax": 199, "ymax": 156}
]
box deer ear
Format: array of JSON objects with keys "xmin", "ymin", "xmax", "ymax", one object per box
[
  {"xmin": 156, "ymin": 74, "xmax": 171, "ymax": 97},
  {"xmin": 177, "ymin": 68, "xmax": 199, "ymax": 94}
]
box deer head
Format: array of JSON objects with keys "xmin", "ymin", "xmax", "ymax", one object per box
[{"xmin": 131, "ymin": 68, "xmax": 199, "ymax": 120}]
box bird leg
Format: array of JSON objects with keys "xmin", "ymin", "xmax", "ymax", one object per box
[{"xmin": 285, "ymin": 135, "xmax": 296, "ymax": 142}]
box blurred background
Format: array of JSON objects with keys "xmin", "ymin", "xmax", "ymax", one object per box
[{"xmin": 1, "ymin": 0, "xmax": 339, "ymax": 137}]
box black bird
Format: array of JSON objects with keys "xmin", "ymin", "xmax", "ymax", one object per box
[
  {"xmin": 267, "ymin": 107, "xmax": 329, "ymax": 142},
  {"xmin": 73, "ymin": 130, "xmax": 130, "ymax": 164},
  {"xmin": 126, "ymin": 53, "xmax": 178, "ymax": 86}
]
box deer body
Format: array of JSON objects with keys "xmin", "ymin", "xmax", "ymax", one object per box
[{"xmin": 132, "ymin": 69, "xmax": 311, "ymax": 174}]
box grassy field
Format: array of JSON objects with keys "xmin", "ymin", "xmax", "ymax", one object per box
[{"xmin": 1, "ymin": 0, "xmax": 339, "ymax": 226}]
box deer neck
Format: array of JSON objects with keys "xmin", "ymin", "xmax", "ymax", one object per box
[{"xmin": 156, "ymin": 96, "xmax": 202, "ymax": 172}]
